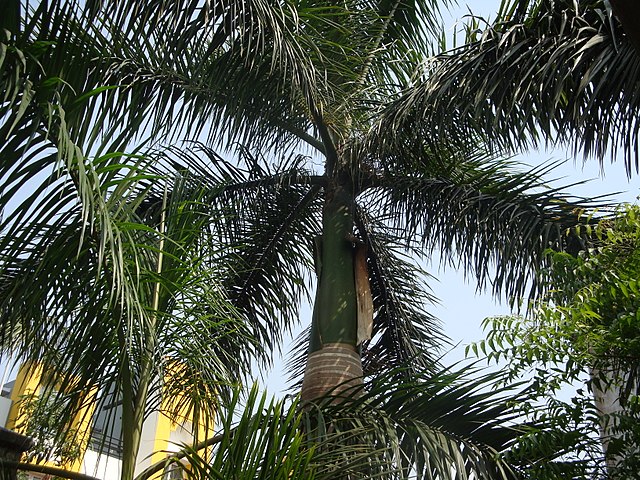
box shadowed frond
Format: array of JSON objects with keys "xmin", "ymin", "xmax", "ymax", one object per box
[
  {"xmin": 156, "ymin": 366, "xmax": 531, "ymax": 480},
  {"xmin": 374, "ymin": 0, "xmax": 640, "ymax": 173},
  {"xmin": 156, "ymin": 144, "xmax": 324, "ymax": 363},
  {"xmin": 311, "ymin": 365, "xmax": 524, "ymax": 480},
  {"xmin": 365, "ymin": 151, "xmax": 607, "ymax": 303},
  {"xmin": 354, "ymin": 208, "xmax": 448, "ymax": 376}
]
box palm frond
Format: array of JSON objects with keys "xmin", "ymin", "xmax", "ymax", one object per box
[
  {"xmin": 10, "ymin": 0, "xmax": 460, "ymax": 154},
  {"xmin": 355, "ymin": 208, "xmax": 448, "ymax": 376},
  {"xmin": 365, "ymin": 151, "xmax": 606, "ymax": 303},
  {"xmin": 375, "ymin": 0, "xmax": 640, "ymax": 173},
  {"xmin": 161, "ymin": 365, "xmax": 530, "ymax": 480},
  {"xmin": 313, "ymin": 364, "xmax": 524, "ymax": 480},
  {"xmin": 157, "ymin": 144, "xmax": 324, "ymax": 364}
]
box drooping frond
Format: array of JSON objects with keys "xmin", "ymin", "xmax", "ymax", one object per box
[
  {"xmin": 354, "ymin": 208, "xmax": 448, "ymax": 376},
  {"xmin": 364, "ymin": 149, "xmax": 607, "ymax": 303},
  {"xmin": 157, "ymin": 144, "xmax": 324, "ymax": 364},
  {"xmin": 314, "ymin": 365, "xmax": 524, "ymax": 480},
  {"xmin": 375, "ymin": 0, "xmax": 640, "ymax": 173}
]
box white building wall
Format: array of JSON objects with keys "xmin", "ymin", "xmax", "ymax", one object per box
[
  {"xmin": 134, "ymin": 409, "xmax": 161, "ymax": 476},
  {"xmin": 81, "ymin": 449, "xmax": 122, "ymax": 480},
  {"xmin": 168, "ymin": 421, "xmax": 193, "ymax": 452},
  {"xmin": 0, "ymin": 396, "xmax": 12, "ymax": 426}
]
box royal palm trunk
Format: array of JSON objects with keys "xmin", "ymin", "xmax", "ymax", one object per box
[{"xmin": 300, "ymin": 171, "xmax": 364, "ymax": 402}]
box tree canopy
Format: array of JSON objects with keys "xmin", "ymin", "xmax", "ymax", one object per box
[
  {"xmin": 473, "ymin": 204, "xmax": 640, "ymax": 478},
  {"xmin": 0, "ymin": 0, "xmax": 631, "ymax": 479}
]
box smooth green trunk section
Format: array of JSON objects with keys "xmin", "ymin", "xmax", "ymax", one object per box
[
  {"xmin": 309, "ymin": 175, "xmax": 357, "ymax": 352},
  {"xmin": 117, "ymin": 332, "xmax": 140, "ymax": 480},
  {"xmin": 121, "ymin": 187, "xmax": 166, "ymax": 480}
]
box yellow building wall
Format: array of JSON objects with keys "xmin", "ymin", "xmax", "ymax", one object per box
[
  {"xmin": 6, "ymin": 362, "xmax": 98, "ymax": 473},
  {"xmin": 6, "ymin": 361, "xmax": 216, "ymax": 479}
]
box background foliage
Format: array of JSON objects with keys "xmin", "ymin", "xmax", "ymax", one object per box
[{"xmin": 471, "ymin": 204, "xmax": 640, "ymax": 478}]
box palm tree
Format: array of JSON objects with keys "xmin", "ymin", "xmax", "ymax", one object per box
[
  {"xmin": 0, "ymin": 141, "xmax": 256, "ymax": 477},
  {"xmin": 1, "ymin": 8, "xmax": 262, "ymax": 475},
  {"xmin": 1, "ymin": 0, "xmax": 604, "ymax": 478}
]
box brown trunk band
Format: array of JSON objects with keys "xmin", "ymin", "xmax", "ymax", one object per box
[{"xmin": 300, "ymin": 343, "xmax": 364, "ymax": 402}]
